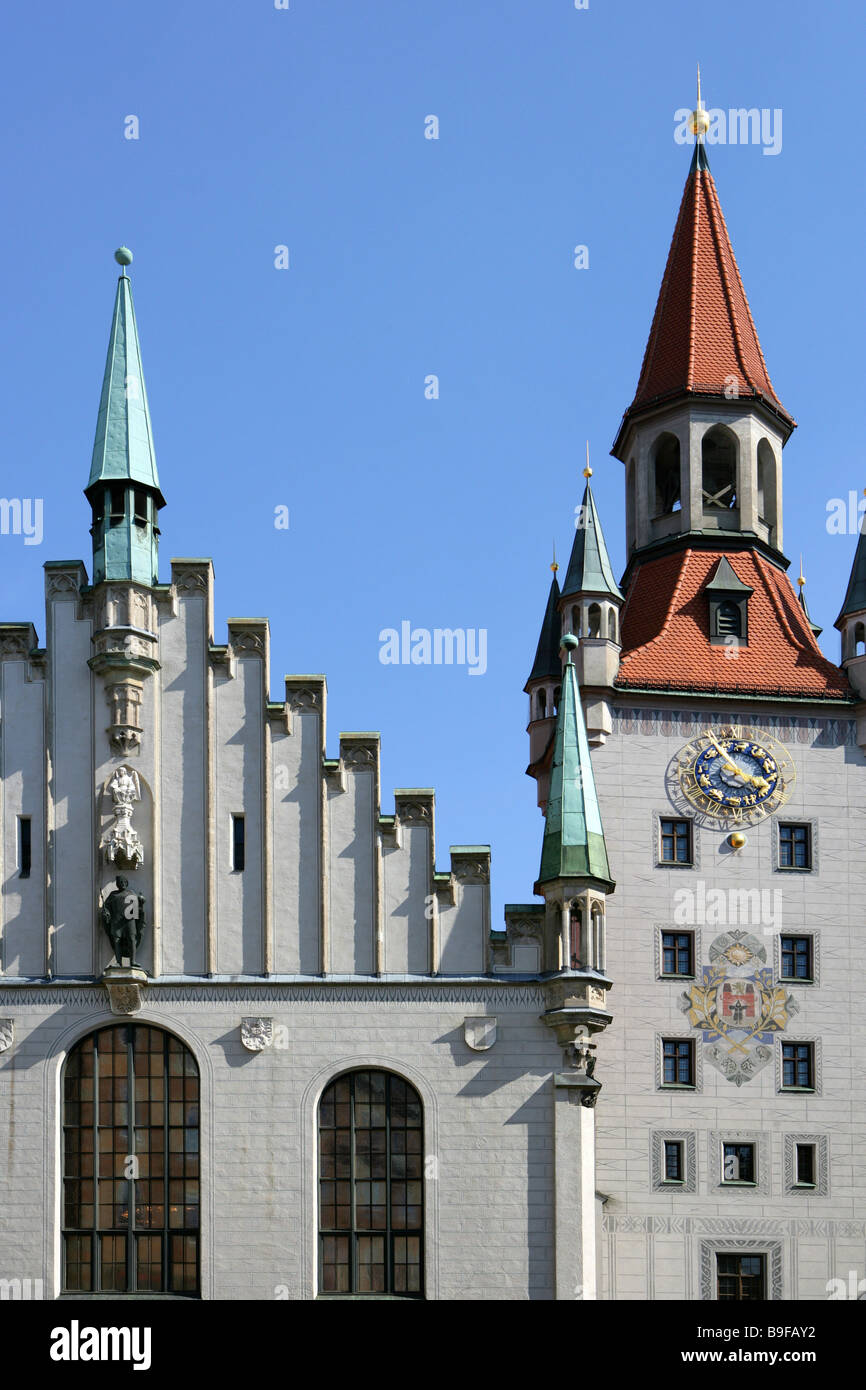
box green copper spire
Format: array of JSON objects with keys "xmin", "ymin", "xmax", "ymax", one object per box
[
  {"xmin": 526, "ymin": 572, "xmax": 562, "ymax": 685},
  {"xmin": 85, "ymin": 250, "xmax": 164, "ymax": 586},
  {"xmin": 537, "ymin": 636, "xmax": 614, "ymax": 889},
  {"xmin": 837, "ymin": 511, "xmax": 866, "ymax": 622},
  {"xmin": 562, "ymin": 483, "xmax": 623, "ymax": 601}
]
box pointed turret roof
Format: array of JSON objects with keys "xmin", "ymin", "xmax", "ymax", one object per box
[
  {"xmin": 536, "ymin": 637, "xmax": 614, "ymax": 888},
  {"xmin": 526, "ymin": 573, "xmax": 562, "ymax": 685},
  {"xmin": 562, "ymin": 483, "xmax": 623, "ymax": 600},
  {"xmin": 837, "ymin": 518, "xmax": 866, "ymax": 623},
  {"xmin": 615, "ymin": 142, "xmax": 794, "ymax": 447},
  {"xmin": 86, "ymin": 261, "xmax": 164, "ymax": 506}
]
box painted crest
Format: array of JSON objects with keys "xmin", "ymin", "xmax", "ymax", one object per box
[
  {"xmin": 0, "ymin": 1019, "xmax": 13, "ymax": 1053},
  {"xmin": 679, "ymin": 930, "xmax": 799, "ymax": 1086},
  {"xmin": 241, "ymin": 1017, "xmax": 274, "ymax": 1052},
  {"xmin": 463, "ymin": 1016, "xmax": 497, "ymax": 1052}
]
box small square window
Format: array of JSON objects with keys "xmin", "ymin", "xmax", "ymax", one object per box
[
  {"xmin": 661, "ymin": 1039, "xmax": 694, "ymax": 1087},
  {"xmin": 663, "ymin": 1140, "xmax": 684, "ymax": 1183},
  {"xmin": 661, "ymin": 931, "xmax": 694, "ymax": 976},
  {"xmin": 660, "ymin": 819, "xmax": 692, "ymax": 865},
  {"xmin": 781, "ymin": 1042, "xmax": 814, "ymax": 1090},
  {"xmin": 795, "ymin": 1144, "xmax": 816, "ymax": 1187},
  {"xmin": 722, "ymin": 1142, "xmax": 756, "ymax": 1185},
  {"xmin": 780, "ymin": 936, "xmax": 813, "ymax": 981},
  {"xmin": 779, "ymin": 823, "xmax": 811, "ymax": 870}
]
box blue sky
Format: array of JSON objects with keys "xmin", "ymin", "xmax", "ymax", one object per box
[{"xmin": 2, "ymin": 0, "xmax": 864, "ymax": 913}]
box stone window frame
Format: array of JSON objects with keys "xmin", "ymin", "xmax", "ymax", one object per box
[
  {"xmin": 650, "ymin": 1129, "xmax": 697, "ymax": 1193},
  {"xmin": 700, "ymin": 1239, "xmax": 783, "ymax": 1300},
  {"xmin": 708, "ymin": 1129, "xmax": 770, "ymax": 1195},
  {"xmin": 774, "ymin": 930, "xmax": 820, "ymax": 987},
  {"xmin": 656, "ymin": 924, "xmax": 701, "ymax": 981},
  {"xmin": 653, "ymin": 811, "xmax": 700, "ymax": 870},
  {"xmin": 777, "ymin": 1036, "xmax": 821, "ymax": 1095},
  {"xmin": 655, "ymin": 1033, "xmax": 702, "ymax": 1091},
  {"xmin": 773, "ymin": 817, "xmax": 818, "ymax": 874},
  {"xmin": 783, "ymin": 1133, "xmax": 830, "ymax": 1197}
]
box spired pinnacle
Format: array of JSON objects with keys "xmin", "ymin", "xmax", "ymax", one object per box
[
  {"xmin": 689, "ymin": 63, "xmax": 710, "ymax": 139},
  {"xmin": 114, "ymin": 246, "xmax": 133, "ymax": 269}
]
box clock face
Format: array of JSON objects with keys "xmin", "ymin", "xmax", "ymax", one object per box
[{"xmin": 673, "ymin": 725, "xmax": 795, "ymax": 826}]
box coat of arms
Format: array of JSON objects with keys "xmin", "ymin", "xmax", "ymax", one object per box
[{"xmin": 679, "ymin": 930, "xmax": 799, "ymax": 1086}]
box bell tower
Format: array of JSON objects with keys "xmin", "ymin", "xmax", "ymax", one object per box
[{"xmin": 612, "ymin": 79, "xmax": 794, "ymax": 584}]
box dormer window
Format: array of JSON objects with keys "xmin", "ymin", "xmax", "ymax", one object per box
[
  {"xmin": 716, "ymin": 601, "xmax": 742, "ymax": 637},
  {"xmin": 705, "ymin": 557, "xmax": 752, "ymax": 645}
]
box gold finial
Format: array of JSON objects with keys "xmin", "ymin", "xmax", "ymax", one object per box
[
  {"xmin": 689, "ymin": 62, "xmax": 710, "ymax": 140},
  {"xmin": 583, "ymin": 440, "xmax": 593, "ymax": 479},
  {"xmin": 797, "ymin": 554, "xmax": 806, "ymax": 589},
  {"xmin": 550, "ymin": 540, "xmax": 559, "ymax": 575}
]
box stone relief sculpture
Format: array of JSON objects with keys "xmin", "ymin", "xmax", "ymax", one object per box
[
  {"xmin": 101, "ymin": 765, "xmax": 144, "ymax": 867},
  {"xmin": 101, "ymin": 875, "xmax": 145, "ymax": 966}
]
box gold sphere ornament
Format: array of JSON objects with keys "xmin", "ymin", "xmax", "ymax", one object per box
[
  {"xmin": 728, "ymin": 832, "xmax": 747, "ymax": 850},
  {"xmin": 689, "ymin": 106, "xmax": 710, "ymax": 138}
]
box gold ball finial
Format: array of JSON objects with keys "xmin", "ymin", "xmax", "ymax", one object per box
[
  {"xmin": 583, "ymin": 440, "xmax": 593, "ymax": 479},
  {"xmin": 550, "ymin": 540, "xmax": 559, "ymax": 575},
  {"xmin": 689, "ymin": 63, "xmax": 710, "ymax": 138},
  {"xmin": 797, "ymin": 554, "xmax": 806, "ymax": 589}
]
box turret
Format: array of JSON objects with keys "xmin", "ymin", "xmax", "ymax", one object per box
[
  {"xmin": 836, "ymin": 507, "xmax": 866, "ymax": 702},
  {"xmin": 85, "ymin": 248, "xmax": 165, "ymax": 587},
  {"xmin": 525, "ymin": 565, "xmax": 562, "ymax": 812},
  {"xmin": 534, "ymin": 634, "xmax": 614, "ymax": 1011},
  {"xmin": 560, "ymin": 451, "xmax": 623, "ymax": 745}
]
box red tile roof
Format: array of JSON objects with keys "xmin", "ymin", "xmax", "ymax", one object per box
[
  {"xmin": 616, "ymin": 549, "xmax": 851, "ymax": 698},
  {"xmin": 624, "ymin": 150, "xmax": 794, "ymax": 430}
]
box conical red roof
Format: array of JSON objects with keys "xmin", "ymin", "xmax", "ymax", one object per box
[{"xmin": 622, "ymin": 146, "xmax": 794, "ymax": 431}]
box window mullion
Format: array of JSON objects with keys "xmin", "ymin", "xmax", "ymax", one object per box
[
  {"xmin": 127, "ymin": 1027, "xmax": 135, "ymax": 1293},
  {"xmin": 385, "ymin": 1074, "xmax": 393, "ymax": 1296}
]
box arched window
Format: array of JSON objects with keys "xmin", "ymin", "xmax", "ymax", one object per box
[
  {"xmin": 855, "ymin": 621, "xmax": 866, "ymax": 657},
  {"xmin": 626, "ymin": 459, "xmax": 636, "ymax": 550},
  {"xmin": 652, "ymin": 433, "xmax": 681, "ymax": 515},
  {"xmin": 553, "ymin": 685, "xmax": 561, "ymax": 712},
  {"xmin": 756, "ymin": 439, "xmax": 776, "ymax": 527},
  {"xmin": 717, "ymin": 601, "xmax": 742, "ymax": 637},
  {"xmin": 569, "ymin": 903, "xmax": 583, "ymax": 969},
  {"xmin": 62, "ymin": 1024, "xmax": 200, "ymax": 1296},
  {"xmin": 535, "ymin": 689, "xmax": 547, "ymax": 719},
  {"xmin": 571, "ymin": 605, "xmax": 580, "ymax": 636},
  {"xmin": 319, "ymin": 1069, "xmax": 424, "ymax": 1298},
  {"xmin": 607, "ymin": 609, "xmax": 617, "ymax": 642},
  {"xmin": 587, "ymin": 603, "xmax": 601, "ymax": 637},
  {"xmin": 702, "ymin": 426, "xmax": 738, "ymax": 510}
]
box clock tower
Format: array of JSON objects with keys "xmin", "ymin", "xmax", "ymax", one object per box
[{"xmin": 522, "ymin": 80, "xmax": 866, "ymax": 1300}]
